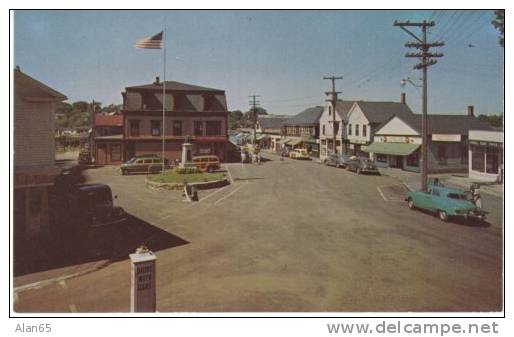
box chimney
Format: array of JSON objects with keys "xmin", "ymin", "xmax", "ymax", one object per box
[
  {"xmin": 400, "ymin": 92, "xmax": 406, "ymax": 104},
  {"xmin": 154, "ymin": 76, "xmax": 160, "ymax": 84},
  {"xmin": 467, "ymin": 105, "xmax": 474, "ymax": 117}
]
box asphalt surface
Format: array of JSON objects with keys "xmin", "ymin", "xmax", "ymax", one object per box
[{"xmin": 13, "ymin": 153, "xmax": 503, "ymax": 312}]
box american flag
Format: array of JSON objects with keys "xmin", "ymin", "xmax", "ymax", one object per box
[{"xmin": 134, "ymin": 31, "xmax": 163, "ymax": 49}]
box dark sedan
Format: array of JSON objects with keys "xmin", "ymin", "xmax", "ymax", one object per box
[
  {"xmin": 324, "ymin": 154, "xmax": 352, "ymax": 168},
  {"xmin": 345, "ymin": 157, "xmax": 380, "ymax": 175}
]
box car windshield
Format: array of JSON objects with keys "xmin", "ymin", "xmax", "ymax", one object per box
[
  {"xmin": 126, "ymin": 157, "xmax": 136, "ymax": 164},
  {"xmin": 447, "ymin": 193, "xmax": 468, "ymax": 200}
]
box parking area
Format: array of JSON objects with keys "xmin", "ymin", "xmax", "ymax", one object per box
[{"xmin": 14, "ymin": 152, "xmax": 503, "ymax": 312}]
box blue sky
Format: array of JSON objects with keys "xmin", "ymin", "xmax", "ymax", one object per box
[{"xmin": 14, "ymin": 10, "xmax": 504, "ymax": 115}]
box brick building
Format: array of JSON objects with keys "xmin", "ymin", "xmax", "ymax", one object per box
[
  {"xmin": 92, "ymin": 114, "xmax": 124, "ymax": 165},
  {"xmin": 13, "ymin": 68, "xmax": 67, "ymax": 238},
  {"xmin": 121, "ymin": 77, "xmax": 229, "ymax": 162}
]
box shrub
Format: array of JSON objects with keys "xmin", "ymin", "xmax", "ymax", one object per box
[{"xmin": 173, "ymin": 166, "xmax": 200, "ymax": 174}]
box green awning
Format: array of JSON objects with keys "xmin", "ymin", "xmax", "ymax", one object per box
[
  {"xmin": 277, "ymin": 138, "xmax": 290, "ymax": 145},
  {"xmin": 288, "ymin": 139, "xmax": 302, "ymax": 146},
  {"xmin": 363, "ymin": 142, "xmax": 420, "ymax": 156}
]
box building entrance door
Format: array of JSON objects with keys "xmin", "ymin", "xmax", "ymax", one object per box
[{"xmin": 391, "ymin": 155, "xmax": 403, "ymax": 169}]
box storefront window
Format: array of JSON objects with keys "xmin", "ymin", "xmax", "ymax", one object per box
[
  {"xmin": 376, "ymin": 153, "xmax": 387, "ymax": 163},
  {"xmin": 486, "ymin": 145, "xmax": 500, "ymax": 174},
  {"xmin": 471, "ymin": 144, "xmax": 485, "ymax": 172},
  {"xmin": 437, "ymin": 144, "xmax": 447, "ymax": 165},
  {"xmin": 406, "ymin": 151, "xmax": 419, "ymax": 167}
]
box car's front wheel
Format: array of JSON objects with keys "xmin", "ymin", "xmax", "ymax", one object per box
[
  {"xmin": 438, "ymin": 210, "xmax": 449, "ymax": 222},
  {"xmin": 407, "ymin": 198, "xmax": 414, "ymax": 209}
]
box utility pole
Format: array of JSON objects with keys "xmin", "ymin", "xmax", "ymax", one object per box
[
  {"xmin": 394, "ymin": 20, "xmax": 444, "ymax": 192},
  {"xmin": 323, "ymin": 76, "xmax": 343, "ymax": 155},
  {"xmin": 248, "ymin": 95, "xmax": 260, "ymax": 145}
]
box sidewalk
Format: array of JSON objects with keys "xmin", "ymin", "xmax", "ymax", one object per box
[{"xmin": 378, "ymin": 167, "xmax": 503, "ymax": 197}]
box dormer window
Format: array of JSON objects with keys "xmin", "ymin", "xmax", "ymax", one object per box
[{"xmin": 204, "ymin": 95, "xmax": 223, "ymax": 111}]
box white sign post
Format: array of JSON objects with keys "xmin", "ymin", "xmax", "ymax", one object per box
[{"xmin": 130, "ymin": 246, "xmax": 157, "ymax": 312}]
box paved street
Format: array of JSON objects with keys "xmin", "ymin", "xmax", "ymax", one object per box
[{"xmin": 14, "ymin": 153, "xmax": 503, "ymax": 312}]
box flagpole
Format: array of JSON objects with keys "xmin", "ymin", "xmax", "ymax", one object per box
[{"xmin": 162, "ymin": 26, "xmax": 166, "ymax": 177}]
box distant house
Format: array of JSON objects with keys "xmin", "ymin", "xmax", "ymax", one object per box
[
  {"xmin": 121, "ymin": 77, "xmax": 228, "ymax": 162},
  {"xmin": 255, "ymin": 115, "xmax": 288, "ymax": 151},
  {"xmin": 92, "ymin": 114, "xmax": 124, "ymax": 165},
  {"xmin": 13, "ymin": 67, "xmax": 67, "ymax": 238},
  {"xmin": 365, "ymin": 106, "xmax": 493, "ymax": 173},
  {"xmin": 281, "ymin": 106, "xmax": 324, "ymax": 157},
  {"xmin": 346, "ymin": 96, "xmax": 414, "ymax": 156},
  {"xmin": 318, "ymin": 100, "xmax": 355, "ymax": 160}
]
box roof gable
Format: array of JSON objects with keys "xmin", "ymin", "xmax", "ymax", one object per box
[
  {"xmin": 375, "ymin": 115, "xmax": 419, "ymax": 136},
  {"xmin": 15, "ymin": 68, "xmax": 67, "ymax": 101}
]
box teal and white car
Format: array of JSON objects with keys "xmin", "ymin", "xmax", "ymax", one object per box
[{"xmin": 405, "ymin": 184, "xmax": 487, "ymax": 222}]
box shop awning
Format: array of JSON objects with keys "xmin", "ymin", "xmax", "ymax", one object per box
[
  {"xmin": 277, "ymin": 138, "xmax": 290, "ymax": 145},
  {"xmin": 288, "ymin": 139, "xmax": 302, "ymax": 146},
  {"xmin": 301, "ymin": 136, "xmax": 318, "ymax": 144},
  {"xmin": 363, "ymin": 142, "xmax": 420, "ymax": 156},
  {"xmin": 256, "ymin": 134, "xmax": 270, "ymax": 141}
]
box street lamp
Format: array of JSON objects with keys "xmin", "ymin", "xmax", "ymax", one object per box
[{"xmin": 400, "ymin": 77, "xmax": 422, "ymax": 89}]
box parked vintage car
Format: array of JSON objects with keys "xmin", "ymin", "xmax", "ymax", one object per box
[
  {"xmin": 192, "ymin": 155, "xmax": 221, "ymax": 172},
  {"xmin": 50, "ymin": 183, "xmax": 127, "ymax": 242},
  {"xmin": 289, "ymin": 148, "xmax": 310, "ymax": 160},
  {"xmin": 345, "ymin": 156, "xmax": 379, "ymax": 174},
  {"xmin": 325, "ymin": 154, "xmax": 351, "ymax": 168},
  {"xmin": 73, "ymin": 184, "xmax": 127, "ymax": 228},
  {"xmin": 405, "ymin": 184, "xmax": 487, "ymax": 222},
  {"xmin": 120, "ymin": 155, "xmax": 170, "ymax": 175}
]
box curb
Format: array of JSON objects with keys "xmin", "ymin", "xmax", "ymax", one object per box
[
  {"xmin": 13, "ymin": 259, "xmax": 110, "ymax": 293},
  {"xmin": 146, "ymin": 177, "xmax": 230, "ymax": 191}
]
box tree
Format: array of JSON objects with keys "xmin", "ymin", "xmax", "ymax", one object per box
[
  {"xmin": 71, "ymin": 101, "xmax": 90, "ymax": 112},
  {"xmin": 491, "ymin": 10, "xmax": 504, "ymax": 48},
  {"xmin": 228, "ymin": 110, "xmax": 243, "ymax": 130},
  {"xmin": 478, "ymin": 114, "xmax": 503, "ymax": 128},
  {"xmin": 242, "ymin": 107, "xmax": 267, "ymax": 127}
]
